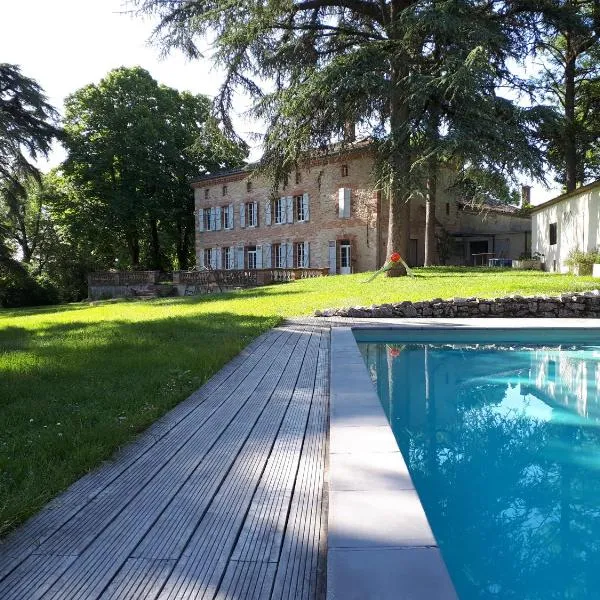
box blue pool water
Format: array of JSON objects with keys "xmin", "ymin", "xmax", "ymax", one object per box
[{"xmin": 357, "ymin": 332, "xmax": 600, "ymax": 600}]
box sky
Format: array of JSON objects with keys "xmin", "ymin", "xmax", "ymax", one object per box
[{"xmin": 1, "ymin": 0, "xmax": 562, "ymax": 204}]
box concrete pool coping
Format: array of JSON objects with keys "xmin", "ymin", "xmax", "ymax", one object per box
[{"xmin": 327, "ymin": 318, "xmax": 600, "ymax": 600}]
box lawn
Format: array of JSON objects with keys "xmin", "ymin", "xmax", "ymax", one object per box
[{"xmin": 1, "ymin": 267, "xmax": 598, "ymax": 536}]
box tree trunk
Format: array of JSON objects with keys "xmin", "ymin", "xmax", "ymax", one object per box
[
  {"xmin": 149, "ymin": 215, "xmax": 161, "ymax": 270},
  {"xmin": 564, "ymin": 40, "xmax": 577, "ymax": 193},
  {"xmin": 127, "ymin": 232, "xmax": 140, "ymax": 267},
  {"xmin": 424, "ymin": 167, "xmax": 437, "ymax": 266},
  {"xmin": 176, "ymin": 219, "xmax": 189, "ymax": 270},
  {"xmin": 424, "ymin": 104, "xmax": 440, "ymax": 267},
  {"xmin": 386, "ymin": 0, "xmax": 411, "ymax": 277}
]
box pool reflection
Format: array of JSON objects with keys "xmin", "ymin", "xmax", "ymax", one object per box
[{"xmin": 359, "ymin": 342, "xmax": 600, "ymax": 600}]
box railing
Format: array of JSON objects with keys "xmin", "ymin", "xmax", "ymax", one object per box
[
  {"xmin": 88, "ymin": 271, "xmax": 160, "ymax": 285},
  {"xmin": 173, "ymin": 268, "xmax": 328, "ymax": 289}
]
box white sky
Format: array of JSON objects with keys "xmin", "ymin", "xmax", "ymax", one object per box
[{"xmin": 1, "ymin": 0, "xmax": 562, "ymax": 204}]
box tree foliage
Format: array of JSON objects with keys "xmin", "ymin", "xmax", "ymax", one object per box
[
  {"xmin": 62, "ymin": 66, "xmax": 246, "ymax": 270},
  {"xmin": 0, "ymin": 63, "xmax": 59, "ymax": 189},
  {"xmin": 536, "ymin": 0, "xmax": 600, "ymax": 191}
]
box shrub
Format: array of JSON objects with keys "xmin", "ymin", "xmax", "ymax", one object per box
[
  {"xmin": 0, "ymin": 259, "xmax": 59, "ymax": 308},
  {"xmin": 565, "ymin": 248, "xmax": 600, "ymax": 276}
]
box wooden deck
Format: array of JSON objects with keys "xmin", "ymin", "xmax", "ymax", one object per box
[{"xmin": 0, "ymin": 323, "xmax": 329, "ymax": 600}]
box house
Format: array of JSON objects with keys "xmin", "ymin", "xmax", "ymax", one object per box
[
  {"xmin": 191, "ymin": 146, "xmax": 532, "ymax": 273},
  {"xmin": 532, "ymin": 179, "xmax": 600, "ymax": 273}
]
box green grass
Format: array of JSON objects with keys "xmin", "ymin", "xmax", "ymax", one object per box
[{"xmin": 0, "ymin": 266, "xmax": 598, "ymax": 536}]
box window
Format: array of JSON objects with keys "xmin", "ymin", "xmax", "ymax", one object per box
[
  {"xmin": 549, "ymin": 222, "xmax": 557, "ymax": 245},
  {"xmin": 246, "ymin": 180, "xmax": 252, "ymax": 193},
  {"xmin": 274, "ymin": 197, "xmax": 286, "ymax": 224},
  {"xmin": 295, "ymin": 241, "xmax": 309, "ymax": 268},
  {"xmin": 203, "ymin": 248, "xmax": 214, "ymax": 268},
  {"xmin": 204, "ymin": 188, "xmax": 209, "ymax": 200},
  {"xmin": 245, "ymin": 202, "xmax": 258, "ymax": 227},
  {"xmin": 224, "ymin": 247, "xmax": 234, "ymax": 270},
  {"xmin": 222, "ymin": 205, "xmax": 232, "ymax": 230},
  {"xmin": 295, "ymin": 171, "xmax": 301, "ymax": 185},
  {"xmin": 202, "ymin": 208, "xmax": 212, "ymax": 231},
  {"xmin": 294, "ymin": 195, "xmax": 305, "ymax": 222},
  {"xmin": 341, "ymin": 164, "xmax": 349, "ymax": 177},
  {"xmin": 222, "ymin": 185, "xmax": 228, "ymax": 196},
  {"xmin": 246, "ymin": 246, "xmax": 257, "ymax": 269},
  {"xmin": 273, "ymin": 243, "xmax": 285, "ymax": 268}
]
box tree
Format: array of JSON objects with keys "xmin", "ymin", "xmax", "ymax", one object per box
[
  {"xmin": 407, "ymin": 1, "xmax": 549, "ymax": 265},
  {"xmin": 0, "ymin": 64, "xmax": 58, "ymax": 188},
  {"xmin": 537, "ymin": 0, "xmax": 600, "ymax": 191},
  {"xmin": 62, "ymin": 67, "xmax": 246, "ymax": 270},
  {"xmin": 0, "ymin": 172, "xmax": 54, "ymax": 266},
  {"xmin": 136, "ymin": 0, "xmax": 548, "ymax": 272}
]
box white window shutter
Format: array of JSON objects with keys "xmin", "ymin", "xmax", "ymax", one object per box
[
  {"xmin": 256, "ymin": 245, "xmax": 263, "ymax": 268},
  {"xmin": 215, "ymin": 207, "xmax": 222, "ymax": 231},
  {"xmin": 303, "ymin": 241, "xmax": 310, "ymax": 267},
  {"xmin": 285, "ymin": 242, "xmax": 293, "ymax": 267},
  {"xmin": 240, "ymin": 203, "xmax": 246, "ymax": 228},
  {"xmin": 263, "ymin": 243, "xmax": 272, "ymax": 268},
  {"xmin": 229, "ymin": 204, "xmax": 234, "ymax": 229},
  {"xmin": 216, "ymin": 247, "xmax": 222, "ymax": 269},
  {"xmin": 236, "ymin": 245, "xmax": 244, "ymax": 269},
  {"xmin": 286, "ymin": 196, "xmax": 294, "ymax": 223},
  {"xmin": 339, "ymin": 188, "xmax": 351, "ymax": 218},
  {"xmin": 265, "ymin": 200, "xmax": 272, "ymax": 226},
  {"xmin": 198, "ymin": 210, "xmax": 205, "ymax": 233},
  {"xmin": 199, "ymin": 251, "xmax": 205, "ymax": 268},
  {"xmin": 329, "ymin": 241, "xmax": 337, "ymax": 274},
  {"xmin": 303, "ymin": 193, "xmax": 310, "ymax": 221}
]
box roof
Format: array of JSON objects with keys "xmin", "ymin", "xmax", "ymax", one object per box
[
  {"xmin": 530, "ymin": 178, "xmax": 600, "ymax": 214},
  {"xmin": 190, "ymin": 139, "xmax": 373, "ymax": 187}
]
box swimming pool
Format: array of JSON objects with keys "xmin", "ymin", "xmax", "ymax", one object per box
[{"xmin": 356, "ymin": 329, "xmax": 600, "ymax": 600}]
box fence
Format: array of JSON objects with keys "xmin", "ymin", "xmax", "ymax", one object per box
[{"xmin": 173, "ymin": 268, "xmax": 328, "ymax": 294}]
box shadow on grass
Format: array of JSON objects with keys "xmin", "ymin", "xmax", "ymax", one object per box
[{"xmin": 0, "ymin": 310, "xmax": 279, "ymax": 537}]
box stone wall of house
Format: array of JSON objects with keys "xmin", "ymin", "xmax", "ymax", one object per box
[
  {"xmin": 192, "ymin": 151, "xmax": 382, "ymax": 274},
  {"xmin": 314, "ymin": 290, "xmax": 600, "ymax": 318}
]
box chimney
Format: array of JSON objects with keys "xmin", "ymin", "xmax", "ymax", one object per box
[
  {"xmin": 521, "ymin": 185, "xmax": 531, "ymax": 207},
  {"xmin": 343, "ymin": 121, "xmax": 356, "ymax": 143}
]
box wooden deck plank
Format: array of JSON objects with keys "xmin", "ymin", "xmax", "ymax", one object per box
[
  {"xmin": 154, "ymin": 330, "xmax": 316, "ymax": 600},
  {"xmin": 102, "ymin": 558, "xmax": 176, "ymax": 600},
  {"xmin": 230, "ymin": 332, "xmax": 319, "ymax": 563},
  {"xmin": 270, "ymin": 332, "xmax": 329, "ymax": 600}
]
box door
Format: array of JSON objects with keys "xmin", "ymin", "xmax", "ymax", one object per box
[{"xmin": 340, "ymin": 241, "xmax": 352, "ymax": 275}]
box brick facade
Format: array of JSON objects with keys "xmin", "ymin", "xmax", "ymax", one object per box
[{"xmin": 191, "ymin": 149, "xmax": 532, "ymax": 272}]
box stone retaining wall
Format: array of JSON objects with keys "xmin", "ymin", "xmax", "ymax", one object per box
[{"xmin": 315, "ymin": 290, "xmax": 600, "ymax": 319}]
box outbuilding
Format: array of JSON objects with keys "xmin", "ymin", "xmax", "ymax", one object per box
[{"xmin": 532, "ymin": 180, "xmax": 600, "ymax": 272}]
